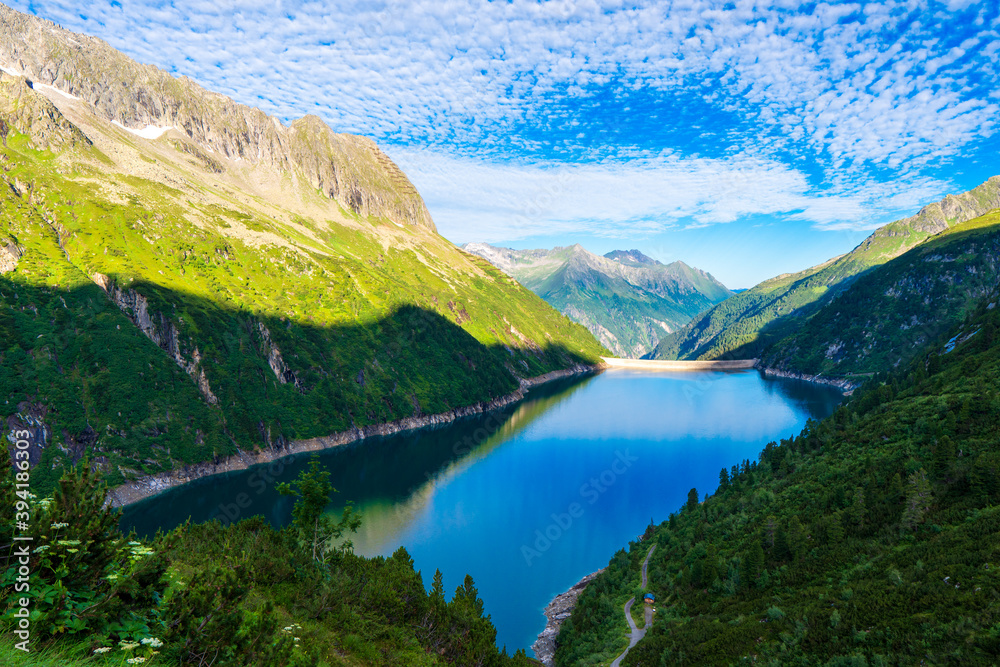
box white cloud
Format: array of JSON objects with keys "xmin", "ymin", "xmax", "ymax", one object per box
[
  {"xmin": 13, "ymin": 0, "xmax": 996, "ymax": 174},
  {"xmin": 8, "ymin": 0, "xmax": 995, "ymax": 242},
  {"xmin": 388, "ymin": 148, "xmax": 945, "ymax": 242}
]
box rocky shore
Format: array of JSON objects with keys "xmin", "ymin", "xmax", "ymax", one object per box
[
  {"xmin": 756, "ymin": 364, "xmax": 862, "ymax": 394},
  {"xmin": 532, "ymin": 569, "xmax": 605, "ymax": 666},
  {"xmin": 106, "ymin": 363, "xmax": 602, "ymax": 507}
]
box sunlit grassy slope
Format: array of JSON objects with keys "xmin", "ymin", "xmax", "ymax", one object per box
[
  {"xmin": 0, "ymin": 72, "xmax": 606, "ymax": 494},
  {"xmin": 652, "ymin": 177, "xmax": 1000, "ymax": 363}
]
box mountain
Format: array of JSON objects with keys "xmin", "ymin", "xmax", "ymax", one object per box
[
  {"xmin": 462, "ymin": 242, "xmax": 732, "ymax": 358},
  {"xmin": 650, "ymin": 176, "xmax": 1000, "ymax": 362},
  {"xmin": 0, "ymin": 5, "xmax": 607, "ymax": 496},
  {"xmin": 556, "ymin": 284, "xmax": 1000, "ymax": 665},
  {"xmin": 761, "ymin": 208, "xmax": 1000, "ymax": 381}
]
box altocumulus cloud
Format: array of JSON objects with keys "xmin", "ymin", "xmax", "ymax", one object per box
[
  {"xmin": 388, "ymin": 148, "xmax": 956, "ymax": 242},
  {"xmin": 10, "ymin": 0, "xmax": 1000, "ymax": 237}
]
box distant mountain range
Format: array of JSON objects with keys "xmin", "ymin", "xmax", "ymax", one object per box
[
  {"xmin": 650, "ymin": 176, "xmax": 1000, "ymax": 376},
  {"xmin": 463, "ymin": 243, "xmax": 732, "ymax": 358}
]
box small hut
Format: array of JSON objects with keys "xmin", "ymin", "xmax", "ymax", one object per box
[{"xmin": 643, "ymin": 593, "xmax": 655, "ymax": 605}]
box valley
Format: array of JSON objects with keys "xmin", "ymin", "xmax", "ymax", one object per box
[
  {"xmin": 1, "ymin": 4, "xmax": 999, "ymax": 667},
  {"xmin": 464, "ymin": 243, "xmax": 731, "ymax": 358}
]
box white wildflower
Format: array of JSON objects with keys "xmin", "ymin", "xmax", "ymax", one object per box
[{"xmin": 93, "ymin": 647, "xmax": 112, "ymax": 654}]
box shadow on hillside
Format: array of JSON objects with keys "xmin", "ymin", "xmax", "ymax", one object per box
[
  {"xmin": 119, "ymin": 371, "xmax": 598, "ymax": 538},
  {"xmin": 1, "ymin": 275, "xmax": 597, "ymax": 491}
]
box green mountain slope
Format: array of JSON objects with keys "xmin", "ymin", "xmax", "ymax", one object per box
[
  {"xmin": 651, "ymin": 176, "xmax": 1000, "ymax": 362},
  {"xmin": 557, "ymin": 286, "xmax": 1000, "ymax": 666},
  {"xmin": 0, "ymin": 9, "xmax": 606, "ymax": 495},
  {"xmin": 463, "ymin": 243, "xmax": 732, "ymax": 358},
  {"xmin": 761, "ymin": 209, "xmax": 1000, "ymax": 380}
]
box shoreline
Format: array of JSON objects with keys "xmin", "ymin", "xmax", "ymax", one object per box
[
  {"xmin": 106, "ymin": 363, "xmax": 603, "ymax": 508},
  {"xmin": 755, "ymin": 364, "xmax": 861, "ymax": 395},
  {"xmin": 532, "ymin": 568, "xmax": 605, "ymax": 666}
]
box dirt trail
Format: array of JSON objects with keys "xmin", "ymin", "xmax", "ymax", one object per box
[{"xmin": 610, "ymin": 544, "xmax": 656, "ymax": 667}]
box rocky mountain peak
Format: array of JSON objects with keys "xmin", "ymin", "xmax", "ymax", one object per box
[
  {"xmin": 0, "ymin": 71, "xmax": 89, "ymax": 150},
  {"xmin": 874, "ymin": 175, "xmax": 1000, "ymax": 239},
  {"xmin": 0, "ymin": 4, "xmax": 435, "ymax": 230},
  {"xmin": 605, "ymin": 249, "xmax": 662, "ymax": 266}
]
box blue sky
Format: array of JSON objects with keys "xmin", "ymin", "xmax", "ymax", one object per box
[{"xmin": 14, "ymin": 0, "xmax": 1000, "ymax": 287}]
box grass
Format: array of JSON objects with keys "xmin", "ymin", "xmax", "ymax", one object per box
[
  {"xmin": 653, "ymin": 179, "xmax": 1000, "ymax": 364},
  {"xmin": 0, "ymin": 115, "xmax": 607, "ymax": 494}
]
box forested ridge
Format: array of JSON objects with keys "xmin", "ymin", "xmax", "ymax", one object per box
[
  {"xmin": 557, "ymin": 286, "xmax": 1000, "ymax": 666},
  {"xmin": 651, "ymin": 177, "xmax": 1000, "ymax": 369}
]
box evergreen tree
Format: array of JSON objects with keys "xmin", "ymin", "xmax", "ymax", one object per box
[
  {"xmin": 786, "ymin": 515, "xmax": 805, "ymax": 560},
  {"xmin": 703, "ymin": 544, "xmax": 720, "ymax": 584},
  {"xmin": 934, "ymin": 436, "xmax": 956, "ymax": 478},
  {"xmin": 719, "ymin": 467, "xmax": 730, "ymax": 488},
  {"xmin": 825, "ymin": 512, "xmax": 845, "ymax": 545},
  {"xmin": 847, "ymin": 487, "xmax": 866, "ymax": 534},
  {"xmin": 901, "ymin": 469, "xmax": 932, "ymax": 531},
  {"xmin": 740, "ymin": 539, "xmax": 764, "ymax": 588},
  {"xmin": 430, "ymin": 569, "xmax": 446, "ymax": 607},
  {"xmin": 277, "ymin": 455, "xmax": 361, "ymax": 562},
  {"xmin": 773, "ymin": 527, "xmax": 791, "ymax": 562},
  {"xmin": 687, "ymin": 487, "xmax": 699, "ymax": 511},
  {"xmin": 765, "ymin": 515, "xmax": 777, "ymax": 549}
]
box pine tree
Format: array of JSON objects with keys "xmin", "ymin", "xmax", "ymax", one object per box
[
  {"xmin": 719, "ymin": 467, "xmax": 730, "ymax": 488},
  {"xmin": 847, "ymin": 487, "xmax": 866, "ymax": 534},
  {"xmin": 773, "ymin": 527, "xmax": 791, "ymax": 562},
  {"xmin": 277, "ymin": 455, "xmax": 361, "ymax": 562},
  {"xmin": 430, "ymin": 569, "xmax": 446, "ymax": 607},
  {"xmin": 687, "ymin": 487, "xmax": 699, "ymax": 511},
  {"xmin": 703, "ymin": 544, "xmax": 719, "ymax": 584},
  {"xmin": 765, "ymin": 515, "xmax": 777, "ymax": 549},
  {"xmin": 901, "ymin": 469, "xmax": 932, "ymax": 531},
  {"xmin": 825, "ymin": 512, "xmax": 844, "ymax": 545},
  {"xmin": 934, "ymin": 436, "xmax": 956, "ymax": 478},
  {"xmin": 787, "ymin": 516, "xmax": 805, "ymax": 560},
  {"xmin": 740, "ymin": 539, "xmax": 764, "ymax": 588}
]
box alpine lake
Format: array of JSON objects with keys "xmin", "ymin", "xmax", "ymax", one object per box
[{"xmin": 121, "ymin": 368, "xmax": 844, "ymax": 652}]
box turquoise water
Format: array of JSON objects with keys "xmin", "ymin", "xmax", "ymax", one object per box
[{"xmin": 121, "ymin": 368, "xmax": 842, "ymax": 652}]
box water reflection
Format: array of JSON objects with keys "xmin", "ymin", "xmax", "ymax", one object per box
[{"xmin": 120, "ymin": 368, "xmax": 842, "ymax": 652}]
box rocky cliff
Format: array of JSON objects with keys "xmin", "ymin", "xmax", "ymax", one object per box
[
  {"xmin": 0, "ymin": 71, "xmax": 88, "ymax": 150},
  {"xmin": 0, "ymin": 5, "xmax": 434, "ymax": 229},
  {"xmin": 0, "ymin": 5, "xmax": 608, "ymax": 495}
]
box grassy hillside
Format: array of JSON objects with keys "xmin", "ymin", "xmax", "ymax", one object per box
[
  {"xmin": 0, "ymin": 64, "xmax": 605, "ymax": 495},
  {"xmin": 556, "ymin": 287, "xmax": 1000, "ymax": 665},
  {"xmin": 762, "ymin": 209, "xmax": 1000, "ymax": 380},
  {"xmin": 464, "ymin": 244, "xmax": 731, "ymax": 358},
  {"xmin": 651, "ymin": 176, "xmax": 1000, "ymax": 362}
]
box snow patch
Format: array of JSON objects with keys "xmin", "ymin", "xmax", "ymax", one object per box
[
  {"xmin": 31, "ymin": 82, "xmax": 80, "ymax": 101},
  {"xmin": 0, "ymin": 65, "xmax": 80, "ymax": 100},
  {"xmin": 112, "ymin": 120, "xmax": 175, "ymax": 139}
]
